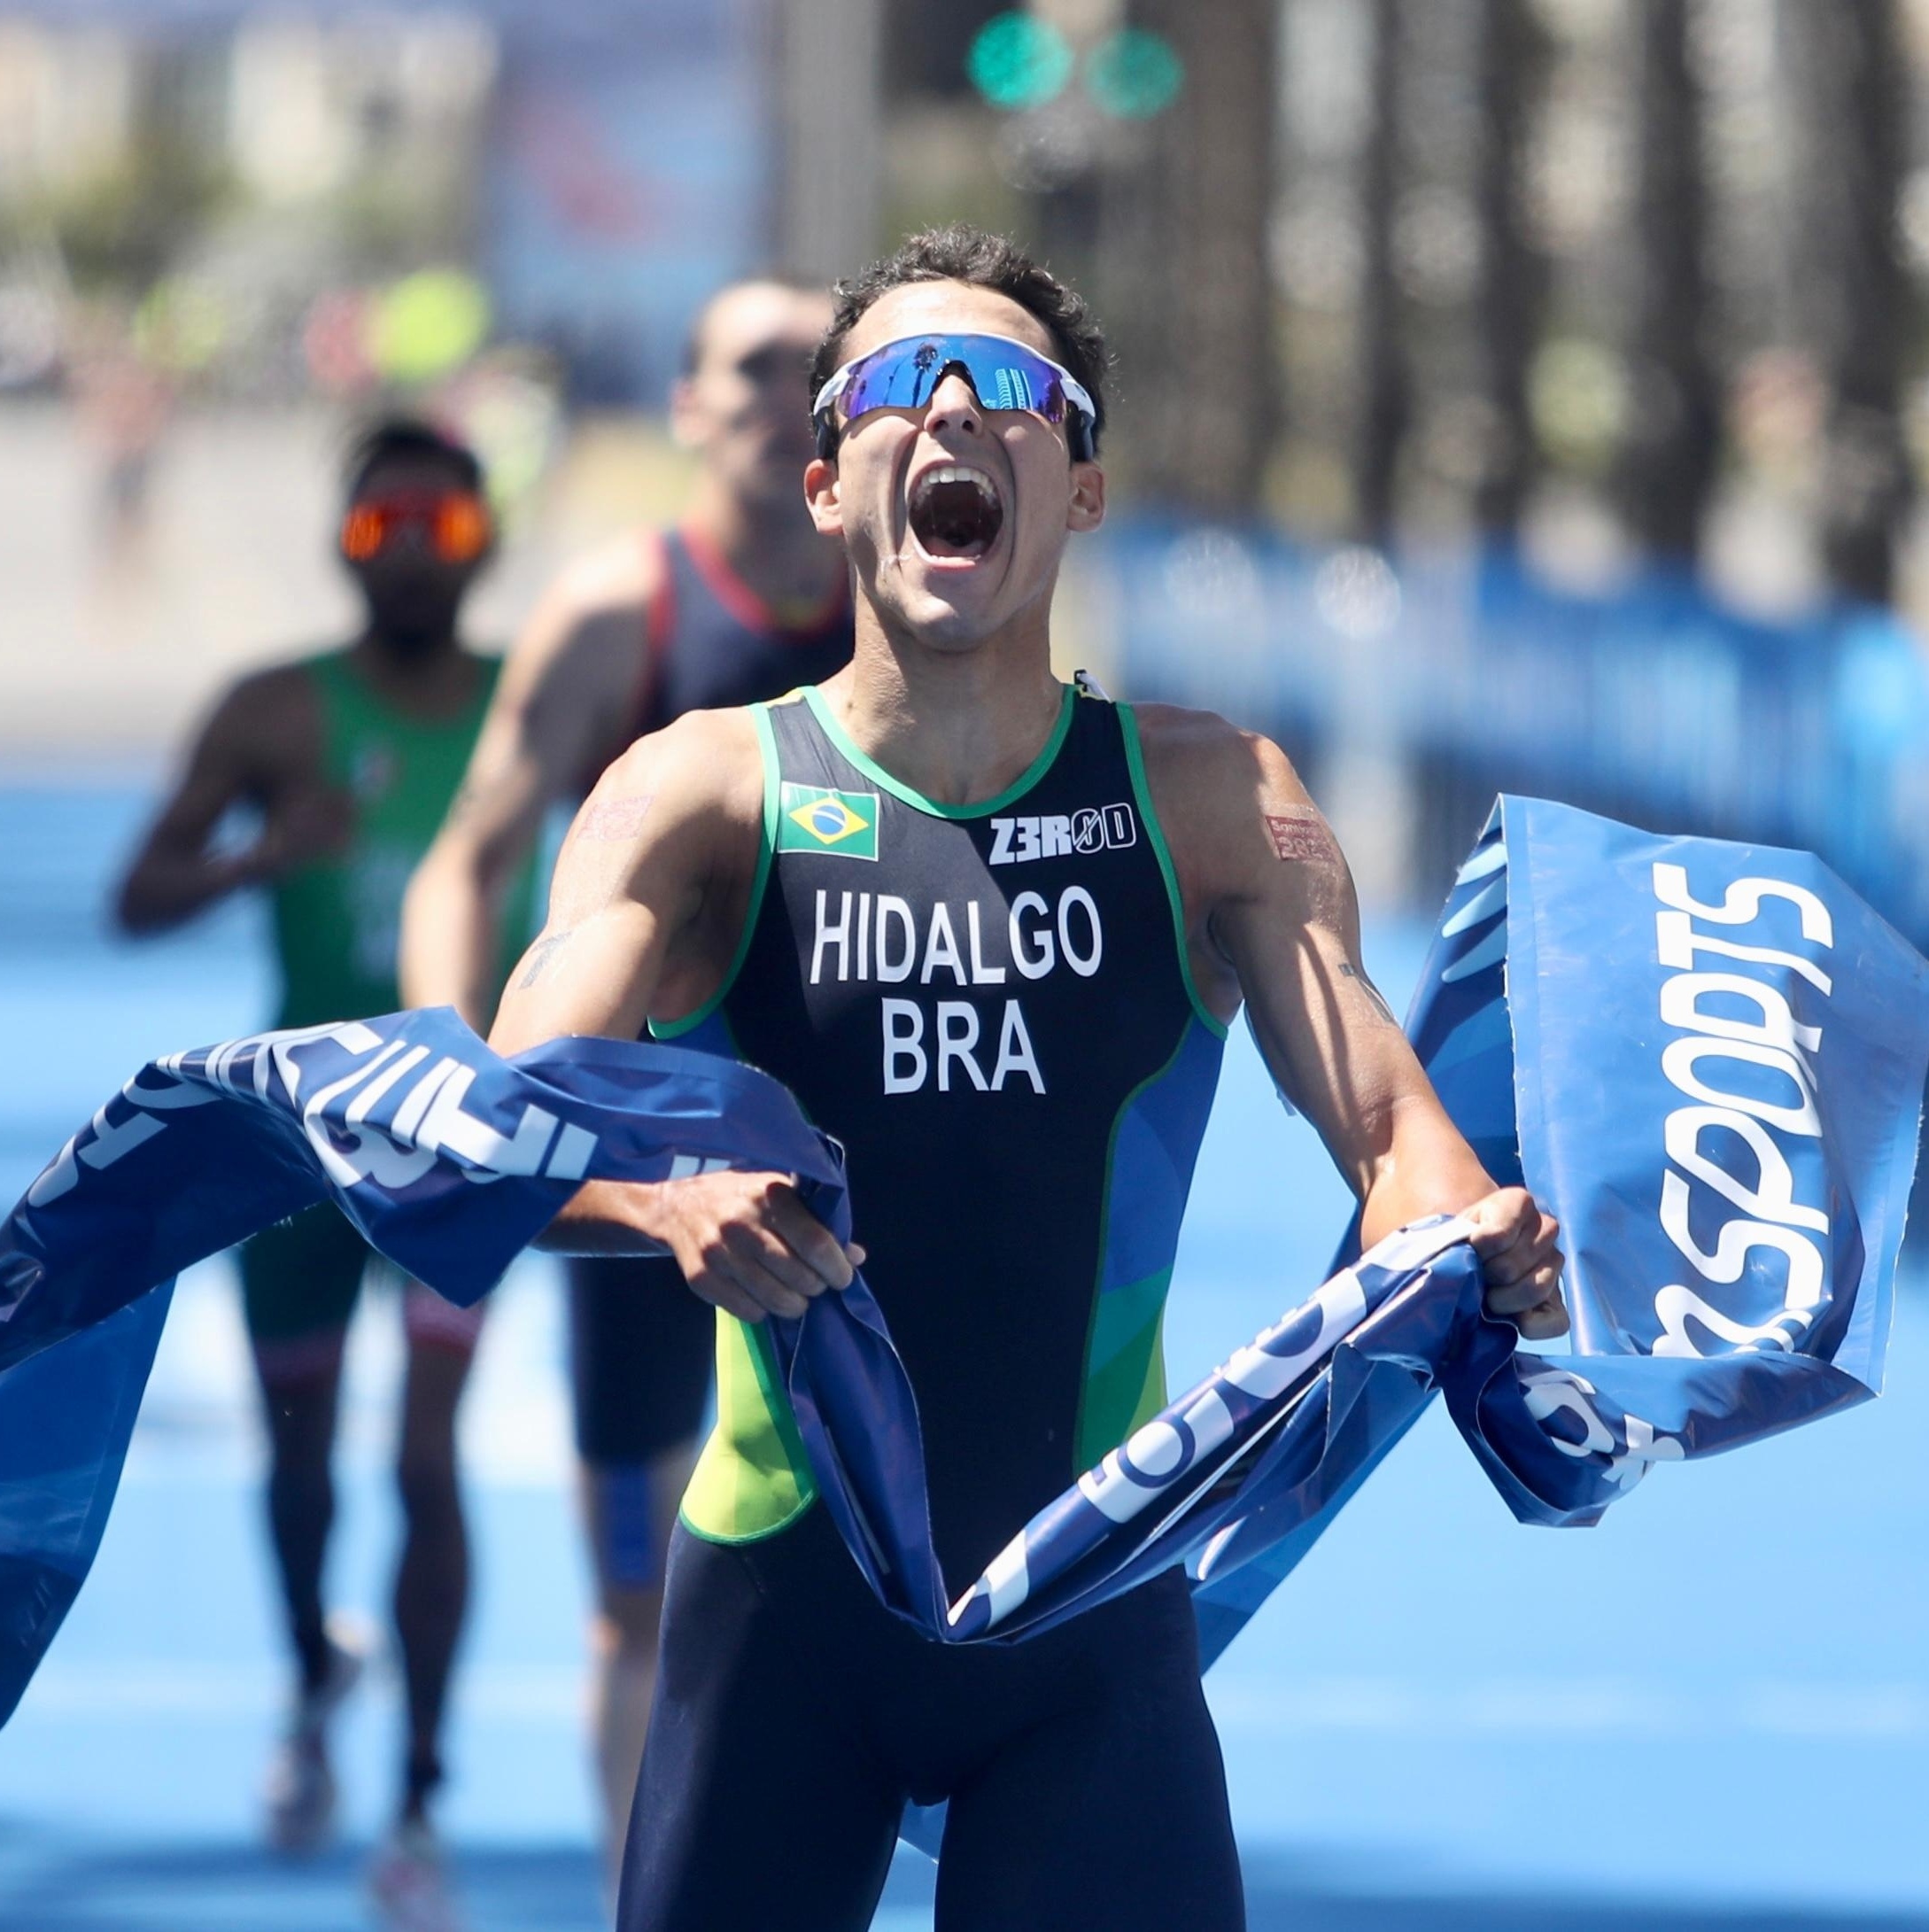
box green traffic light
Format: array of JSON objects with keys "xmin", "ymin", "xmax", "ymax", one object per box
[
  {"xmin": 1086, "ymin": 28, "xmax": 1184, "ymax": 119},
  {"xmin": 967, "ymin": 12, "xmax": 1075, "ymax": 112}
]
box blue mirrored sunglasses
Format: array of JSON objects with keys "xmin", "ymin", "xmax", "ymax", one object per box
[{"xmin": 811, "ymin": 332, "xmax": 1097, "ymax": 461}]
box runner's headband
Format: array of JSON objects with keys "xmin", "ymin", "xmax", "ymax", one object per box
[{"xmin": 811, "ymin": 332, "xmax": 1097, "ymax": 462}]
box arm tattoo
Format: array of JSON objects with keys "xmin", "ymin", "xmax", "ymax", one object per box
[
  {"xmin": 1340, "ymin": 961, "xmax": 1401, "ymax": 1028},
  {"xmin": 515, "ymin": 927, "xmax": 576, "ymax": 988},
  {"xmin": 572, "ymin": 793, "xmax": 656, "ymax": 842},
  {"xmin": 1264, "ymin": 806, "xmax": 1341, "ymax": 865}
]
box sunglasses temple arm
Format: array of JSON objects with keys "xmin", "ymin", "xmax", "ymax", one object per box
[{"xmin": 811, "ymin": 370, "xmax": 850, "ymax": 418}]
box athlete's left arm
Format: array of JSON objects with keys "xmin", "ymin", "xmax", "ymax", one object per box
[{"xmin": 1135, "ymin": 704, "xmax": 1567, "ymax": 1339}]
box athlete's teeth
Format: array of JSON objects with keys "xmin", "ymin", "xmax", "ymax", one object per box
[{"xmin": 923, "ymin": 464, "xmax": 995, "ymax": 498}]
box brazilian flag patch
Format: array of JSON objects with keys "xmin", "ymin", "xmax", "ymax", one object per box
[{"xmin": 777, "ymin": 783, "xmax": 879, "ymax": 860}]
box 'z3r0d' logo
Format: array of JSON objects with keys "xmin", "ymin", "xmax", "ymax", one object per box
[{"xmin": 990, "ymin": 803, "xmax": 1137, "ymax": 865}]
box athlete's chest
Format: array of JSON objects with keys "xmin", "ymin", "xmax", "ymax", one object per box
[{"xmin": 732, "ymin": 698, "xmax": 1185, "ymax": 1106}]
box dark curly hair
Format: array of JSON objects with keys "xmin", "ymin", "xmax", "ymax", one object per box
[
  {"xmin": 343, "ymin": 416, "xmax": 483, "ymax": 501},
  {"xmin": 810, "ymin": 224, "xmax": 1110, "ymax": 453}
]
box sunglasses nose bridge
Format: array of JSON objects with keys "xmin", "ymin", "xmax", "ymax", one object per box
[
  {"xmin": 388, "ymin": 520, "xmax": 449, "ymax": 567},
  {"xmin": 922, "ymin": 366, "xmax": 986, "ymax": 433}
]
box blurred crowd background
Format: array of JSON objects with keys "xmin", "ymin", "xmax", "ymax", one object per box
[{"xmin": 6, "ymin": 0, "xmax": 1929, "ymax": 936}]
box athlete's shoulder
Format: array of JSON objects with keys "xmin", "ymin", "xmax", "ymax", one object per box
[
  {"xmin": 1127, "ymin": 701, "xmax": 1321, "ymax": 904},
  {"xmin": 236, "ymin": 644, "xmax": 337, "ymax": 692},
  {"xmin": 495, "ymin": 531, "xmax": 663, "ymax": 738},
  {"xmin": 1127, "ymin": 700, "xmax": 1303, "ymax": 801},
  {"xmin": 596, "ymin": 703, "xmax": 763, "ymax": 830},
  {"xmin": 647, "ymin": 700, "xmax": 763, "ymax": 753},
  {"xmin": 166, "ymin": 653, "xmax": 328, "ymax": 795},
  {"xmin": 208, "ymin": 652, "xmax": 329, "ymax": 741}
]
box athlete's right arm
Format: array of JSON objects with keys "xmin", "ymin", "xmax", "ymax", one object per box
[
  {"xmin": 399, "ymin": 544, "xmax": 659, "ymax": 1026},
  {"xmin": 113, "ymin": 669, "xmax": 345, "ymax": 935},
  {"xmin": 487, "ymin": 712, "xmax": 859, "ymax": 1323}
]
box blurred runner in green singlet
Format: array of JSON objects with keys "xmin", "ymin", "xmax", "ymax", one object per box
[{"xmin": 113, "ymin": 418, "xmax": 531, "ymax": 1932}]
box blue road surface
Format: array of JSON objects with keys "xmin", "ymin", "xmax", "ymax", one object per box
[{"xmin": 2, "ymin": 785, "xmax": 1926, "ymax": 1930}]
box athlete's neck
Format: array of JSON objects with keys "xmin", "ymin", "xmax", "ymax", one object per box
[
  {"xmin": 685, "ymin": 474, "xmax": 845, "ymax": 617},
  {"xmin": 347, "ymin": 631, "xmax": 483, "ymax": 717},
  {"xmin": 816, "ymin": 606, "xmax": 1065, "ymax": 808}
]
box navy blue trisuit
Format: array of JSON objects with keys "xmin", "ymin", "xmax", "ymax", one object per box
[{"xmin": 618, "ymin": 682, "xmax": 1245, "ymax": 1930}]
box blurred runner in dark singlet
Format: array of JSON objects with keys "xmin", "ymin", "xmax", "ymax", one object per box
[
  {"xmin": 399, "ymin": 278, "xmax": 850, "ymax": 1874},
  {"xmin": 115, "ymin": 420, "xmax": 531, "ymax": 1932}
]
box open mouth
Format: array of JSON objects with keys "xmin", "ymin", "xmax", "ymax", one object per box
[{"xmin": 907, "ymin": 463, "xmax": 1004, "ymax": 561}]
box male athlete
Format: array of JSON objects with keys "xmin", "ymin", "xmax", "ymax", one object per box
[
  {"xmin": 116, "ymin": 420, "xmax": 528, "ymax": 1930},
  {"xmin": 399, "ymin": 277, "xmax": 850, "ymax": 1865},
  {"xmin": 487, "ymin": 227, "xmax": 1567, "ymax": 1931}
]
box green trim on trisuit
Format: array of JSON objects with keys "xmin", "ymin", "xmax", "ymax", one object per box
[{"xmin": 1117, "ymin": 702, "xmax": 1230, "ymax": 1040}]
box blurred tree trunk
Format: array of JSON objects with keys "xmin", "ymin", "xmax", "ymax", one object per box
[
  {"xmin": 1471, "ymin": 0, "xmax": 1544, "ymax": 539},
  {"xmin": 1795, "ymin": 0, "xmax": 1912, "ymax": 604},
  {"xmin": 1100, "ymin": 0, "xmax": 1278, "ymax": 516},
  {"xmin": 1353, "ymin": 0, "xmax": 1406, "ymax": 543},
  {"xmin": 1616, "ymin": 0, "xmax": 1717, "ymax": 564}
]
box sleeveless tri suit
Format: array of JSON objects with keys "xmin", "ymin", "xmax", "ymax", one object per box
[
  {"xmin": 240, "ymin": 648, "xmax": 533, "ymax": 1373},
  {"xmin": 628, "ymin": 524, "xmax": 853, "ymax": 737},
  {"xmin": 566, "ymin": 528, "xmax": 854, "ymax": 1553},
  {"xmin": 618, "ymin": 685, "xmax": 1245, "ymax": 1932}
]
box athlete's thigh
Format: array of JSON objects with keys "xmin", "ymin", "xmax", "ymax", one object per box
[
  {"xmin": 238, "ymin": 1204, "xmax": 368, "ymax": 1381},
  {"xmin": 934, "ymin": 1607, "xmax": 1243, "ymax": 1932},
  {"xmin": 617, "ymin": 1524, "xmax": 901, "ymax": 1932},
  {"xmin": 399, "ymin": 1278, "xmax": 486, "ymax": 1376}
]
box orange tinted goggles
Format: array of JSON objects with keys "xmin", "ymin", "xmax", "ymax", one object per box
[{"xmin": 340, "ymin": 491, "xmax": 492, "ymax": 564}]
